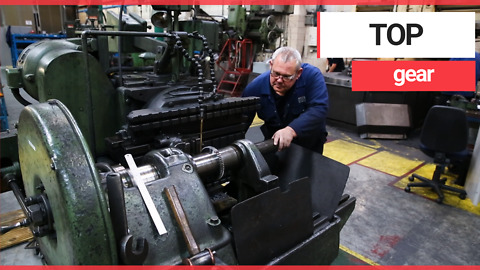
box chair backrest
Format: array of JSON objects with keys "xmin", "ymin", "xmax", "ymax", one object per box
[{"xmin": 420, "ymin": 105, "xmax": 468, "ymax": 154}]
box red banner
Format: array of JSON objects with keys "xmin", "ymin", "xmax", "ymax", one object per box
[{"xmin": 352, "ymin": 61, "xmax": 476, "ymax": 91}]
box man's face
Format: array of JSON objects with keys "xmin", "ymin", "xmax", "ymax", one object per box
[{"xmin": 269, "ymin": 58, "xmax": 302, "ymax": 96}]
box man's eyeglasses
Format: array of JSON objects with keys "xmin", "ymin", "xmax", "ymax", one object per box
[{"xmin": 270, "ymin": 70, "xmax": 297, "ymax": 82}]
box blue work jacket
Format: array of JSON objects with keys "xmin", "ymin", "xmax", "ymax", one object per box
[{"xmin": 242, "ymin": 63, "xmax": 329, "ymax": 152}]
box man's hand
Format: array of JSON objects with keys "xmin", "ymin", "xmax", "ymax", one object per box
[{"xmin": 272, "ymin": 126, "xmax": 297, "ymax": 151}]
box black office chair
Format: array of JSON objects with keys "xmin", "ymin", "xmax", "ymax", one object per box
[{"xmin": 405, "ymin": 105, "xmax": 468, "ymax": 204}]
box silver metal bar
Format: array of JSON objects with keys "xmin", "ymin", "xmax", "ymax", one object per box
[{"xmin": 124, "ymin": 154, "xmax": 167, "ymax": 236}]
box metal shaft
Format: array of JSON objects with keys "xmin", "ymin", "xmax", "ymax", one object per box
[
  {"xmin": 123, "ymin": 139, "xmax": 276, "ymax": 186},
  {"xmin": 193, "ymin": 139, "xmax": 276, "ymax": 179}
]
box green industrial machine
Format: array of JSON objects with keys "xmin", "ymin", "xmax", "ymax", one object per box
[
  {"xmin": 227, "ymin": 5, "xmax": 285, "ymax": 50},
  {"xmin": 1, "ymin": 6, "xmax": 355, "ymax": 265}
]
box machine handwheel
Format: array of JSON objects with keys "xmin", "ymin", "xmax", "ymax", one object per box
[{"xmin": 17, "ymin": 100, "xmax": 117, "ymax": 265}]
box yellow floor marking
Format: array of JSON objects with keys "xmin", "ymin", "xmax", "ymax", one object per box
[
  {"xmin": 339, "ymin": 245, "xmax": 379, "ymax": 266},
  {"xmin": 394, "ymin": 164, "xmax": 480, "ymax": 216},
  {"xmin": 251, "ymin": 114, "xmax": 264, "ymax": 127},
  {"xmin": 357, "ymin": 151, "xmax": 423, "ymax": 177},
  {"xmin": 339, "ymin": 133, "xmax": 384, "ymax": 150},
  {"xmin": 324, "ymin": 140, "xmax": 378, "ymax": 165}
]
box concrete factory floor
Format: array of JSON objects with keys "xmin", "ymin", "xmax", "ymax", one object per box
[
  {"xmin": 324, "ymin": 126, "xmax": 480, "ymax": 265},
  {"xmin": 1, "ymin": 72, "xmax": 480, "ymax": 265}
]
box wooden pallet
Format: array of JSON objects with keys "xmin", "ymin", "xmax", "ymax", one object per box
[{"xmin": 0, "ymin": 209, "xmax": 33, "ymax": 250}]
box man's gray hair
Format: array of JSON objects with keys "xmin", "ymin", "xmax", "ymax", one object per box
[{"xmin": 270, "ymin": 47, "xmax": 302, "ymax": 70}]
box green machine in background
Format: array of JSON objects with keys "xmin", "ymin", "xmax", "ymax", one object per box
[
  {"xmin": 227, "ymin": 5, "xmax": 286, "ymax": 51},
  {"xmin": 1, "ymin": 6, "xmax": 355, "ymax": 266}
]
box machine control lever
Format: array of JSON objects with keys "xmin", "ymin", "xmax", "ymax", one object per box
[
  {"xmin": 164, "ymin": 185, "xmax": 200, "ymax": 255},
  {"xmin": 164, "ymin": 185, "xmax": 215, "ymax": 265}
]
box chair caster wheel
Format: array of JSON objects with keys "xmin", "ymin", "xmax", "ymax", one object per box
[
  {"xmin": 405, "ymin": 186, "xmax": 411, "ymax": 192},
  {"xmin": 436, "ymin": 197, "xmax": 443, "ymax": 204},
  {"xmin": 440, "ymin": 178, "xmax": 447, "ymax": 185},
  {"xmin": 459, "ymin": 193, "xmax": 466, "ymax": 200},
  {"xmin": 408, "ymin": 176, "xmax": 414, "ymax": 182}
]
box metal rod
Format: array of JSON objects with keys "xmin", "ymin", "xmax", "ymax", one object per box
[
  {"xmin": 106, "ymin": 173, "xmax": 128, "ymax": 244},
  {"xmin": 164, "ymin": 185, "xmax": 201, "ymax": 256},
  {"xmin": 81, "ymin": 30, "xmax": 179, "ymax": 39},
  {"xmin": 80, "ymin": 32, "xmax": 96, "ymax": 156},
  {"xmin": 254, "ymin": 139, "xmax": 277, "ymax": 154}
]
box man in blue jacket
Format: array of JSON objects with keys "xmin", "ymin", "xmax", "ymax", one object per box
[{"xmin": 242, "ymin": 47, "xmax": 329, "ymax": 154}]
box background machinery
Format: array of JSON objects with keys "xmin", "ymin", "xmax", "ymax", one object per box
[
  {"xmin": 1, "ymin": 6, "xmax": 355, "ymax": 265},
  {"xmin": 216, "ymin": 5, "xmax": 286, "ymax": 96}
]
